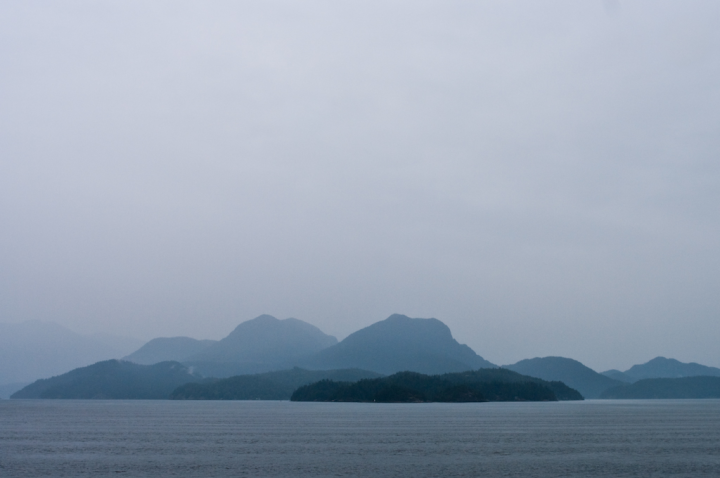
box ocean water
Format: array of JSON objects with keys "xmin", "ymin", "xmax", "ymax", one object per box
[{"xmin": 1, "ymin": 400, "xmax": 719, "ymax": 477}]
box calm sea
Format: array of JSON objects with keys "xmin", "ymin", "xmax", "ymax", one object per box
[{"xmin": 1, "ymin": 399, "xmax": 719, "ymax": 477}]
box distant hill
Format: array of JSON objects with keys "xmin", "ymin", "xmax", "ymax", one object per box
[
  {"xmin": 600, "ymin": 369, "xmax": 633, "ymax": 383},
  {"xmin": 184, "ymin": 315, "xmax": 337, "ymax": 375},
  {"xmin": 302, "ymin": 314, "xmax": 496, "ymax": 375},
  {"xmin": 623, "ymin": 357, "xmax": 720, "ymax": 381},
  {"xmin": 0, "ymin": 321, "xmax": 143, "ymax": 386},
  {"xmin": 504, "ymin": 357, "xmax": 623, "ymax": 399},
  {"xmin": 600, "ymin": 376, "xmax": 720, "ymax": 399},
  {"xmin": 291, "ymin": 368, "xmax": 583, "ymax": 403},
  {"xmin": 123, "ymin": 337, "xmax": 217, "ymax": 365},
  {"xmin": 11, "ymin": 360, "xmax": 201, "ymax": 399},
  {"xmin": 170, "ymin": 367, "xmax": 382, "ymax": 400}
]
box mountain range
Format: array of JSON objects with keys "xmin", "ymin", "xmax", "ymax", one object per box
[
  {"xmin": 7, "ymin": 313, "xmax": 720, "ymax": 401},
  {"xmin": 601, "ymin": 357, "xmax": 720, "ymax": 382},
  {"xmin": 124, "ymin": 313, "xmax": 494, "ymax": 377},
  {"xmin": 11, "ymin": 360, "xmax": 584, "ymax": 401},
  {"xmin": 600, "ymin": 376, "xmax": 720, "ymax": 399},
  {"xmin": 502, "ymin": 355, "xmax": 720, "ymax": 399}
]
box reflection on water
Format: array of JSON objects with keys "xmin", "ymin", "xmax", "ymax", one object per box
[{"xmin": 1, "ymin": 399, "xmax": 719, "ymax": 477}]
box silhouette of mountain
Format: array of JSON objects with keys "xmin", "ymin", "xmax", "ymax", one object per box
[
  {"xmin": 0, "ymin": 321, "xmax": 143, "ymax": 386},
  {"xmin": 11, "ymin": 360, "xmax": 201, "ymax": 399},
  {"xmin": 170, "ymin": 367, "xmax": 382, "ymax": 400},
  {"xmin": 302, "ymin": 314, "xmax": 495, "ymax": 375},
  {"xmin": 600, "ymin": 376, "xmax": 720, "ymax": 399},
  {"xmin": 184, "ymin": 315, "xmax": 337, "ymax": 376},
  {"xmin": 504, "ymin": 356, "xmax": 623, "ymax": 398},
  {"xmin": 600, "ymin": 369, "xmax": 633, "ymax": 383},
  {"xmin": 623, "ymin": 357, "xmax": 720, "ymax": 381},
  {"xmin": 291, "ymin": 368, "xmax": 583, "ymax": 403},
  {"xmin": 123, "ymin": 337, "xmax": 217, "ymax": 365}
]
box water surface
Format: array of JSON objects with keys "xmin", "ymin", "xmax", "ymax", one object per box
[{"xmin": 1, "ymin": 399, "xmax": 719, "ymax": 477}]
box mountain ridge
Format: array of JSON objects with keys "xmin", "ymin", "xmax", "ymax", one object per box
[
  {"xmin": 503, "ymin": 356, "xmax": 623, "ymax": 399},
  {"xmin": 601, "ymin": 376, "xmax": 720, "ymax": 399},
  {"xmin": 186, "ymin": 315, "xmax": 338, "ymax": 364},
  {"xmin": 11, "ymin": 360, "xmax": 202, "ymax": 399},
  {"xmin": 623, "ymin": 357, "xmax": 720, "ymax": 381},
  {"xmin": 123, "ymin": 337, "xmax": 217, "ymax": 365},
  {"xmin": 301, "ymin": 314, "xmax": 496, "ymax": 375}
]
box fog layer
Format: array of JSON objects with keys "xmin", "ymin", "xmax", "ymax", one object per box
[{"xmin": 1, "ymin": 1, "xmax": 718, "ymax": 370}]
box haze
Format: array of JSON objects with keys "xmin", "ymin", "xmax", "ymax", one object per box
[{"xmin": 1, "ymin": 1, "xmax": 718, "ymax": 371}]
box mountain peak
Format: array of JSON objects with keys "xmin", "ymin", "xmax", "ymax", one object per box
[
  {"xmin": 624, "ymin": 356, "xmax": 720, "ymax": 380},
  {"xmin": 303, "ymin": 314, "xmax": 495, "ymax": 375},
  {"xmin": 246, "ymin": 314, "xmax": 279, "ymax": 322},
  {"xmin": 385, "ymin": 313, "xmax": 413, "ymax": 322},
  {"xmin": 187, "ymin": 315, "xmax": 338, "ymax": 366}
]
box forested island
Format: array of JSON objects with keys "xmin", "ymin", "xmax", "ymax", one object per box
[{"xmin": 291, "ymin": 369, "xmax": 583, "ymax": 403}]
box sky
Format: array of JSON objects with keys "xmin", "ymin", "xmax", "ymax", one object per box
[{"xmin": 1, "ymin": 1, "xmax": 719, "ymax": 372}]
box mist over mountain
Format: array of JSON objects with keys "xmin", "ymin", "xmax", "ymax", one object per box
[
  {"xmin": 0, "ymin": 321, "xmax": 143, "ymax": 386},
  {"xmin": 123, "ymin": 337, "xmax": 217, "ymax": 365},
  {"xmin": 11, "ymin": 360, "xmax": 201, "ymax": 399},
  {"xmin": 302, "ymin": 314, "xmax": 496, "ymax": 375},
  {"xmin": 623, "ymin": 357, "xmax": 720, "ymax": 381},
  {"xmin": 504, "ymin": 357, "xmax": 623, "ymax": 399}
]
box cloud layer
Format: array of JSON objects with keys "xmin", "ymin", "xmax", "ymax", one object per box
[{"xmin": 1, "ymin": 1, "xmax": 719, "ymax": 370}]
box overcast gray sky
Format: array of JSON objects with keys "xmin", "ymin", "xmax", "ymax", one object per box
[{"xmin": 1, "ymin": 1, "xmax": 719, "ymax": 371}]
